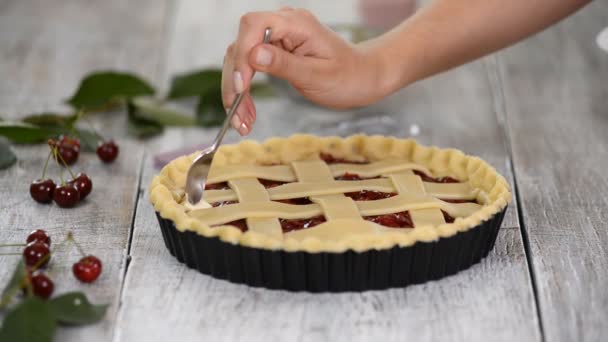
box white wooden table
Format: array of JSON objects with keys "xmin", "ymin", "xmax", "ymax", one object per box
[{"xmin": 1, "ymin": 1, "xmax": 606, "ymax": 341}]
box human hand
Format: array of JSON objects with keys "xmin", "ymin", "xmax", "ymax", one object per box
[{"xmin": 222, "ymin": 8, "xmax": 386, "ymax": 135}]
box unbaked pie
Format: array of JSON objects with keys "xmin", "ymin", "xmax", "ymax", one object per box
[{"xmin": 150, "ymin": 135, "xmax": 510, "ymax": 291}]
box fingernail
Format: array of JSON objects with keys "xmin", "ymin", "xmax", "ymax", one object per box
[
  {"xmin": 240, "ymin": 122, "xmax": 249, "ymax": 136},
  {"xmin": 233, "ymin": 71, "xmax": 244, "ymax": 93},
  {"xmin": 231, "ymin": 114, "xmax": 242, "ymax": 130},
  {"xmin": 255, "ymin": 47, "xmax": 272, "ymax": 66}
]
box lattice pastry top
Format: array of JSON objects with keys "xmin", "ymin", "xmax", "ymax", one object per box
[{"xmin": 150, "ymin": 135, "xmax": 511, "ymax": 253}]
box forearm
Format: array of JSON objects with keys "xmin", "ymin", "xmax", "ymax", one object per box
[{"xmin": 363, "ymin": 0, "xmax": 590, "ymax": 95}]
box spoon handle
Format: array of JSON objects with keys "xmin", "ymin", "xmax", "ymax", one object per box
[{"xmin": 212, "ymin": 92, "xmax": 244, "ymax": 150}]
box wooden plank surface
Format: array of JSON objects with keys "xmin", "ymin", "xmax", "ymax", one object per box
[
  {"xmin": 114, "ymin": 1, "xmax": 540, "ymax": 341},
  {"xmin": 0, "ymin": 0, "xmax": 168, "ymax": 340},
  {"xmin": 0, "ymin": 0, "xmax": 169, "ymax": 116},
  {"xmin": 497, "ymin": 2, "xmax": 608, "ymax": 341},
  {"xmin": 0, "ymin": 142, "xmax": 142, "ymax": 341}
]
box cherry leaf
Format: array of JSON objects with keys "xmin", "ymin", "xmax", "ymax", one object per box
[
  {"xmin": 196, "ymin": 87, "xmax": 225, "ymax": 127},
  {"xmin": 66, "ymin": 71, "xmax": 155, "ymax": 110},
  {"xmin": 0, "ymin": 297, "xmax": 56, "ymax": 342},
  {"xmin": 0, "ymin": 138, "xmax": 17, "ymax": 170},
  {"xmin": 129, "ymin": 97, "xmax": 197, "ymax": 126},
  {"xmin": 127, "ymin": 106, "xmax": 164, "ymax": 138},
  {"xmin": 22, "ymin": 113, "xmax": 78, "ymax": 129},
  {"xmin": 0, "ymin": 261, "xmax": 25, "ymax": 307},
  {"xmin": 167, "ymin": 69, "xmax": 222, "ymax": 99},
  {"xmin": 49, "ymin": 292, "xmax": 108, "ymax": 325},
  {"xmin": 0, "ymin": 122, "xmax": 61, "ymax": 143}
]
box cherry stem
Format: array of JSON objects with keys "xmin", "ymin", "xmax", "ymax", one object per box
[
  {"xmin": 52, "ymin": 145, "xmax": 76, "ymax": 179},
  {"xmin": 0, "ymin": 253, "xmax": 21, "ymax": 256},
  {"xmin": 70, "ymin": 235, "xmax": 87, "ymax": 258},
  {"xmin": 0, "ymin": 243, "xmax": 26, "ymax": 248},
  {"xmin": 59, "ymin": 166, "xmax": 65, "ymax": 186},
  {"xmin": 41, "ymin": 150, "xmax": 53, "ymax": 179}
]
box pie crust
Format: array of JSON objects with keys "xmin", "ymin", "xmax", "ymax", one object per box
[{"xmin": 150, "ymin": 134, "xmax": 511, "ymax": 254}]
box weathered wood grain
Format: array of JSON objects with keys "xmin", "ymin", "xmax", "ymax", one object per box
[
  {"xmin": 0, "ymin": 0, "xmax": 168, "ymax": 341},
  {"xmin": 0, "ymin": 142, "xmax": 142, "ymax": 341},
  {"xmin": 0, "ymin": 0, "xmax": 169, "ymax": 117},
  {"xmin": 497, "ymin": 2, "xmax": 608, "ymax": 341},
  {"xmin": 115, "ymin": 1, "xmax": 539, "ymax": 341}
]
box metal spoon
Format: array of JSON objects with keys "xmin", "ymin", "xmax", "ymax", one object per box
[{"xmin": 185, "ymin": 27, "xmax": 272, "ymax": 205}]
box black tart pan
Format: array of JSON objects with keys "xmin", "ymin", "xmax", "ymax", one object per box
[{"xmin": 156, "ymin": 207, "xmax": 507, "ymax": 292}]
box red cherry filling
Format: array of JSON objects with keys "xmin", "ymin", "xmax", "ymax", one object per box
[
  {"xmin": 345, "ymin": 190, "xmax": 396, "ymax": 201},
  {"xmin": 206, "ymin": 157, "xmax": 477, "ymax": 232},
  {"xmin": 215, "ymin": 219, "xmax": 247, "ymax": 232},
  {"xmin": 280, "ymin": 216, "xmax": 326, "ymax": 233},
  {"xmin": 413, "ymin": 170, "xmax": 459, "ymax": 183},
  {"xmin": 364, "ymin": 211, "xmax": 414, "ymax": 228},
  {"xmin": 211, "ymin": 200, "xmax": 238, "ymax": 207},
  {"xmin": 205, "ymin": 178, "xmax": 288, "ymax": 191}
]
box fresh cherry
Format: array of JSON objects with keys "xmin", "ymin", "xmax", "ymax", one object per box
[
  {"xmin": 53, "ymin": 184, "xmax": 80, "ymax": 208},
  {"xmin": 30, "ymin": 272, "xmax": 54, "ymax": 299},
  {"xmin": 68, "ymin": 173, "xmax": 92, "ymax": 200},
  {"xmin": 73, "ymin": 255, "xmax": 102, "ymax": 283},
  {"xmin": 58, "ymin": 135, "xmax": 80, "ymax": 149},
  {"xmin": 26, "ymin": 229, "xmax": 51, "ymax": 247},
  {"xmin": 23, "ymin": 241, "xmax": 51, "ymax": 268},
  {"xmin": 96, "ymin": 140, "xmax": 119, "ymax": 163},
  {"xmin": 56, "ymin": 139, "xmax": 80, "ymax": 166},
  {"xmin": 29, "ymin": 179, "xmax": 56, "ymax": 204}
]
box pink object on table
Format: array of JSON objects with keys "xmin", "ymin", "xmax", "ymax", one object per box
[
  {"xmin": 359, "ymin": 0, "xmax": 418, "ymax": 31},
  {"xmin": 153, "ymin": 144, "xmax": 210, "ymax": 169}
]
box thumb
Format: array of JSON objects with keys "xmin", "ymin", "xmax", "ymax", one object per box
[{"xmin": 249, "ymin": 44, "xmax": 312, "ymax": 84}]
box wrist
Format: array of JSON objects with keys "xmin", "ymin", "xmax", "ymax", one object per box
[{"xmin": 355, "ymin": 39, "xmax": 411, "ymax": 102}]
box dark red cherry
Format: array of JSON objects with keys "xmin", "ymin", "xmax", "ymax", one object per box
[
  {"xmin": 26, "ymin": 229, "xmax": 51, "ymax": 247},
  {"xmin": 72, "ymin": 255, "xmax": 103, "ymax": 283},
  {"xmin": 30, "ymin": 272, "xmax": 54, "ymax": 299},
  {"xmin": 96, "ymin": 141, "xmax": 119, "ymax": 163},
  {"xmin": 68, "ymin": 173, "xmax": 92, "ymax": 199},
  {"xmin": 30, "ymin": 179, "xmax": 56, "ymax": 204},
  {"xmin": 56, "ymin": 140, "xmax": 80, "ymax": 166},
  {"xmin": 58, "ymin": 135, "xmax": 80, "ymax": 149},
  {"xmin": 53, "ymin": 184, "xmax": 80, "ymax": 208},
  {"xmin": 23, "ymin": 241, "xmax": 51, "ymax": 268}
]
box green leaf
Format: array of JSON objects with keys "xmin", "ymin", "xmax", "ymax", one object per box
[
  {"xmin": 127, "ymin": 105, "xmax": 164, "ymax": 138},
  {"xmin": 49, "ymin": 292, "xmax": 108, "ymax": 325},
  {"xmin": 0, "ymin": 122, "xmax": 62, "ymax": 143},
  {"xmin": 167, "ymin": 69, "xmax": 222, "ymax": 99},
  {"xmin": 130, "ymin": 97, "xmax": 196, "ymax": 126},
  {"xmin": 0, "ymin": 261, "xmax": 25, "ymax": 308},
  {"xmin": 0, "ymin": 139, "xmax": 17, "ymax": 170},
  {"xmin": 0, "ymin": 297, "xmax": 56, "ymax": 342},
  {"xmin": 250, "ymin": 82, "xmax": 277, "ymax": 97},
  {"xmin": 195, "ymin": 86, "xmax": 225, "ymax": 127},
  {"xmin": 66, "ymin": 71, "xmax": 155, "ymax": 110},
  {"xmin": 22, "ymin": 113, "xmax": 78, "ymax": 130},
  {"xmin": 73, "ymin": 129, "xmax": 100, "ymax": 152}
]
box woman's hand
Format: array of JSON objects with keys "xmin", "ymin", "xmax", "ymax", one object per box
[{"xmin": 222, "ymin": 8, "xmax": 386, "ymax": 136}]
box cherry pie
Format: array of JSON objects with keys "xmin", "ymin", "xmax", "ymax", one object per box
[{"xmin": 150, "ymin": 135, "xmax": 511, "ymax": 291}]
